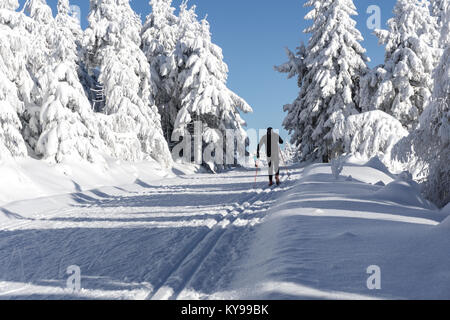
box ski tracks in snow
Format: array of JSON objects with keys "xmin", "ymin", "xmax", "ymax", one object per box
[
  {"xmin": 0, "ymin": 166, "xmax": 299, "ymax": 300},
  {"xmin": 147, "ymin": 171, "xmax": 295, "ymax": 300}
]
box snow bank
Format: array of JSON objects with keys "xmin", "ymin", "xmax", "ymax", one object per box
[
  {"xmin": 303, "ymin": 160, "xmax": 394, "ymax": 186},
  {"xmin": 371, "ymin": 179, "xmax": 436, "ymax": 210},
  {"xmin": 439, "ymin": 203, "xmax": 450, "ymax": 229},
  {"xmin": 233, "ymin": 161, "xmax": 447, "ymax": 299},
  {"xmin": 440, "ymin": 216, "xmax": 450, "ymax": 229},
  {"xmin": 364, "ymin": 157, "xmax": 393, "ymax": 177},
  {"xmin": 442, "ymin": 203, "xmax": 450, "ymax": 214},
  {"xmin": 0, "ymin": 157, "xmax": 184, "ymax": 206}
]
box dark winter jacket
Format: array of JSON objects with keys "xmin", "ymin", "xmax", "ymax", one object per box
[{"xmin": 257, "ymin": 128, "xmax": 284, "ymax": 159}]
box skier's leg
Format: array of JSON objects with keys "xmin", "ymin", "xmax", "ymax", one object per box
[
  {"xmin": 268, "ymin": 159, "xmax": 274, "ymax": 186},
  {"xmin": 274, "ymin": 158, "xmax": 281, "ymax": 185}
]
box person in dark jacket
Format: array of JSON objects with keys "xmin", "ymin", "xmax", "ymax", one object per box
[{"xmin": 257, "ymin": 127, "xmax": 284, "ymax": 186}]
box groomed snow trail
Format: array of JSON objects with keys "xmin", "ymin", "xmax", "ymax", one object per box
[
  {"xmin": 0, "ymin": 166, "xmax": 298, "ymax": 300},
  {"xmin": 1, "ymin": 162, "xmax": 448, "ymax": 300}
]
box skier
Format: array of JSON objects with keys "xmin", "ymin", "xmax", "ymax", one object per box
[{"xmin": 256, "ymin": 128, "xmax": 284, "ymax": 186}]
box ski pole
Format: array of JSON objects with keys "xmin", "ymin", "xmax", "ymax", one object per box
[
  {"xmin": 254, "ymin": 157, "xmax": 259, "ymax": 188},
  {"xmin": 279, "ymin": 150, "xmax": 290, "ymax": 180}
]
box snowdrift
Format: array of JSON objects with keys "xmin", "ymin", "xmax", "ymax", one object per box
[
  {"xmin": 232, "ymin": 161, "xmax": 448, "ymax": 300},
  {"xmin": 364, "ymin": 157, "xmax": 394, "ymax": 177},
  {"xmin": 439, "ymin": 203, "xmax": 450, "ymax": 229},
  {"xmin": 442, "ymin": 202, "xmax": 450, "ymax": 213},
  {"xmin": 372, "ymin": 180, "xmax": 436, "ymax": 210},
  {"xmin": 0, "ymin": 157, "xmax": 197, "ymax": 206},
  {"xmin": 440, "ymin": 216, "xmax": 450, "ymax": 229}
]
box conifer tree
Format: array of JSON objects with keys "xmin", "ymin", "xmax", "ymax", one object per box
[
  {"xmin": 141, "ymin": 0, "xmax": 179, "ymax": 145},
  {"xmin": 0, "ymin": 0, "xmax": 28, "ymax": 159},
  {"xmin": 84, "ymin": 0, "xmax": 172, "ymax": 166},
  {"xmin": 35, "ymin": 0, "xmax": 107, "ymax": 163},
  {"xmin": 373, "ymin": 0, "xmax": 441, "ymax": 130},
  {"xmin": 409, "ymin": 4, "xmax": 449, "ymax": 206},
  {"xmin": 278, "ymin": 0, "xmax": 369, "ymax": 162},
  {"xmin": 173, "ymin": 3, "xmax": 252, "ymax": 167}
]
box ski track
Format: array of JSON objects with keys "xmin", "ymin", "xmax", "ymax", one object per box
[
  {"xmin": 0, "ymin": 166, "xmax": 298, "ymax": 300},
  {"xmin": 147, "ymin": 171, "xmax": 294, "ymax": 300}
]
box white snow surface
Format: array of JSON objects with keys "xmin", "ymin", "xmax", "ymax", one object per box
[
  {"xmin": 0, "ymin": 160, "xmax": 448, "ymax": 300},
  {"xmin": 0, "ymin": 157, "xmax": 194, "ymax": 207}
]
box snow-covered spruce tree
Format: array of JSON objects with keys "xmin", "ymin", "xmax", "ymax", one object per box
[
  {"xmin": 274, "ymin": 43, "xmax": 308, "ymax": 89},
  {"xmin": 19, "ymin": 0, "xmax": 56, "ymax": 152},
  {"xmin": 332, "ymin": 110, "xmax": 409, "ymax": 163},
  {"xmin": 25, "ymin": 0, "xmax": 53, "ymax": 23},
  {"xmin": 0, "ymin": 0, "xmax": 18, "ymax": 10},
  {"xmin": 55, "ymin": 0, "xmax": 96, "ymax": 109},
  {"xmin": 359, "ymin": 66, "xmax": 388, "ymax": 112},
  {"xmin": 275, "ymin": 44, "xmax": 308, "ymax": 152},
  {"xmin": 404, "ymin": 5, "xmax": 449, "ymax": 207},
  {"xmin": 438, "ymin": 0, "xmax": 450, "ymax": 46},
  {"xmin": 431, "ymin": 0, "xmax": 449, "ymax": 30},
  {"xmin": 0, "ymin": 0, "xmax": 28, "ymax": 160},
  {"xmin": 373, "ymin": 0, "xmax": 441, "ymax": 130},
  {"xmin": 56, "ymin": 0, "xmax": 82, "ymax": 41},
  {"xmin": 281, "ymin": 142, "xmax": 299, "ymax": 165},
  {"xmin": 22, "ymin": 0, "xmax": 102, "ymax": 163},
  {"xmin": 83, "ymin": 0, "xmax": 172, "ymax": 167},
  {"xmin": 173, "ymin": 3, "xmax": 252, "ymax": 167},
  {"xmin": 0, "ymin": 3, "xmax": 35, "ymax": 101},
  {"xmin": 141, "ymin": 0, "xmax": 179, "ymax": 146},
  {"xmin": 34, "ymin": 0, "xmax": 107, "ymax": 163},
  {"xmin": 278, "ymin": 0, "xmax": 369, "ymax": 162}
]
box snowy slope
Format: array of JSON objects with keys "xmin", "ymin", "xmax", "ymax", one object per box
[
  {"xmin": 0, "ymin": 161, "xmax": 448, "ymax": 300},
  {"xmin": 231, "ymin": 164, "xmax": 449, "ymax": 300},
  {"xmin": 0, "ymin": 157, "xmax": 201, "ymax": 207}
]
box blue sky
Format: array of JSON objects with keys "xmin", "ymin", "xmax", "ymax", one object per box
[{"xmin": 19, "ymin": 0, "xmax": 396, "ymax": 141}]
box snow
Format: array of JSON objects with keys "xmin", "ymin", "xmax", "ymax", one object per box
[
  {"xmin": 371, "ymin": 0, "xmax": 441, "ymax": 130},
  {"xmin": 0, "ymin": 161, "xmax": 448, "ymax": 300},
  {"xmin": 278, "ymin": 0, "xmax": 369, "ymax": 162},
  {"xmin": 395, "ymin": 4, "xmax": 450, "ymax": 207},
  {"xmin": 0, "ymin": 157, "xmax": 182, "ymax": 207},
  {"xmin": 364, "ymin": 157, "xmax": 393, "ymax": 176},
  {"xmin": 0, "ymin": 281, "xmax": 151, "ymax": 300},
  {"xmin": 0, "ymin": 0, "xmax": 448, "ymax": 302},
  {"xmin": 372, "ymin": 180, "xmax": 436, "ymax": 210},
  {"xmin": 82, "ymin": 0, "xmax": 173, "ymax": 167},
  {"xmin": 172, "ymin": 4, "xmax": 252, "ymax": 168},
  {"xmin": 232, "ymin": 164, "xmax": 448, "ymax": 300},
  {"xmin": 441, "ymin": 216, "xmax": 450, "ymax": 229},
  {"xmin": 442, "ymin": 203, "xmax": 450, "ymax": 214},
  {"xmin": 431, "ymin": 0, "xmax": 449, "ymax": 34},
  {"xmin": 141, "ymin": 0, "xmax": 179, "ymax": 144},
  {"xmin": 332, "ymin": 110, "xmax": 409, "ymax": 164}
]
